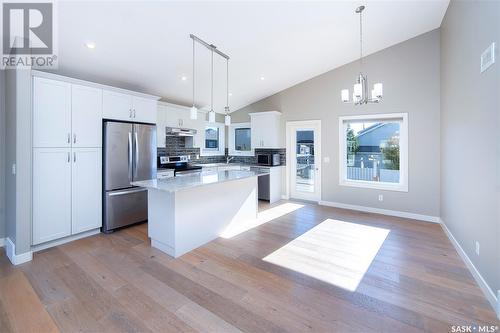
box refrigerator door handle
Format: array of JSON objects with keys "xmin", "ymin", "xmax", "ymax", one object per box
[
  {"xmin": 134, "ymin": 131, "xmax": 139, "ymax": 179},
  {"xmin": 128, "ymin": 132, "xmax": 133, "ymax": 182}
]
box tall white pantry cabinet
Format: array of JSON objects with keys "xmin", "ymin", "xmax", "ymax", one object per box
[{"xmin": 32, "ymin": 77, "xmax": 103, "ymax": 245}]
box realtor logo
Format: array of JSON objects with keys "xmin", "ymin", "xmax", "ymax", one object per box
[{"xmin": 1, "ymin": 1, "xmax": 58, "ymax": 68}]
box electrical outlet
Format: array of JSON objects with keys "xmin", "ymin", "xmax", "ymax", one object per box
[
  {"xmin": 475, "ymin": 241, "xmax": 480, "ymax": 256},
  {"xmin": 378, "ymin": 194, "xmax": 383, "ymax": 202}
]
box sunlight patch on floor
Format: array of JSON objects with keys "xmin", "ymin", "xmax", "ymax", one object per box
[
  {"xmin": 220, "ymin": 202, "xmax": 304, "ymax": 239},
  {"xmin": 262, "ymin": 219, "xmax": 390, "ymax": 291}
]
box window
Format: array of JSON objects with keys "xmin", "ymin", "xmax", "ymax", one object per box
[
  {"xmin": 339, "ymin": 113, "xmax": 408, "ymax": 191},
  {"xmin": 201, "ymin": 122, "xmax": 225, "ymax": 156},
  {"xmin": 205, "ymin": 126, "xmax": 219, "ymax": 150},
  {"xmin": 228, "ymin": 122, "xmax": 253, "ymax": 156}
]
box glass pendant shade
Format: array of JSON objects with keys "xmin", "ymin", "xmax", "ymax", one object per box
[
  {"xmin": 373, "ymin": 83, "xmax": 383, "ymax": 98},
  {"xmin": 354, "ymin": 83, "xmax": 362, "ymax": 98},
  {"xmin": 208, "ymin": 110, "xmax": 216, "ymax": 123},
  {"xmin": 225, "ymin": 114, "xmax": 231, "ymax": 126},
  {"xmin": 190, "ymin": 106, "xmax": 198, "ymax": 120},
  {"xmin": 341, "ymin": 89, "xmax": 350, "ymax": 103}
]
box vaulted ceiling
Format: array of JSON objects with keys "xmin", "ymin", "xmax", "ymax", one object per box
[{"xmin": 54, "ymin": 1, "xmax": 449, "ymax": 112}]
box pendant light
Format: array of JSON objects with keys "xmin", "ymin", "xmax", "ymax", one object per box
[
  {"xmin": 341, "ymin": 5, "xmax": 383, "ymax": 105},
  {"xmin": 190, "ymin": 38, "xmax": 198, "ymax": 120},
  {"xmin": 224, "ymin": 58, "xmax": 231, "ymax": 126},
  {"xmin": 208, "ymin": 49, "xmax": 216, "ymax": 123}
]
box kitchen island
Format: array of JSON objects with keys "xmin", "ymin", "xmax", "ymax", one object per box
[{"xmin": 132, "ymin": 169, "xmax": 268, "ymax": 257}]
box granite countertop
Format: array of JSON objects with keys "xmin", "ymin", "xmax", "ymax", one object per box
[
  {"xmin": 193, "ymin": 163, "xmax": 283, "ymax": 168},
  {"xmin": 132, "ymin": 169, "xmax": 269, "ymax": 192}
]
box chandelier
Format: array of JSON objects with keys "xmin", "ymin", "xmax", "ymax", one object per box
[{"xmin": 341, "ymin": 5, "xmax": 383, "ymax": 105}]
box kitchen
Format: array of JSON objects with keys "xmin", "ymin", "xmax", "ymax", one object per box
[{"xmin": 0, "ymin": 1, "xmax": 499, "ymax": 331}]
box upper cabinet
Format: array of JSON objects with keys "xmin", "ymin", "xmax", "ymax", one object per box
[
  {"xmin": 33, "ymin": 77, "xmax": 72, "ymax": 148},
  {"xmin": 71, "ymin": 84, "xmax": 103, "ymax": 147},
  {"xmin": 33, "ymin": 78, "xmax": 102, "ymax": 148},
  {"xmin": 157, "ymin": 102, "xmax": 205, "ymax": 148},
  {"xmin": 250, "ymin": 111, "xmax": 282, "ymax": 148},
  {"xmin": 103, "ymin": 90, "xmax": 157, "ymax": 124}
]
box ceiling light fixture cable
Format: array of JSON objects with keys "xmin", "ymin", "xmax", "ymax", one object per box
[
  {"xmin": 224, "ymin": 58, "xmax": 231, "ymax": 126},
  {"xmin": 190, "ymin": 38, "xmax": 198, "ymax": 119}
]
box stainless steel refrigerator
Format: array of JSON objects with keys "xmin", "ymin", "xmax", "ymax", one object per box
[{"xmin": 103, "ymin": 121, "xmax": 157, "ymax": 233}]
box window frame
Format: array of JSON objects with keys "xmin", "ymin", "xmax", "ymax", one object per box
[
  {"xmin": 228, "ymin": 122, "xmax": 254, "ymax": 156},
  {"xmin": 338, "ymin": 113, "xmax": 408, "ymax": 192},
  {"xmin": 201, "ymin": 122, "xmax": 225, "ymax": 156}
]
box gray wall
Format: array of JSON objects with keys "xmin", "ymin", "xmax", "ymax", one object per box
[
  {"xmin": 440, "ymin": 0, "xmax": 499, "ymax": 294},
  {"xmin": 232, "ymin": 29, "xmax": 441, "ymax": 217},
  {"xmin": 0, "ymin": 70, "xmax": 5, "ymax": 239}
]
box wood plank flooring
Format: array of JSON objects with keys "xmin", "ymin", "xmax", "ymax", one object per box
[{"xmin": 0, "ymin": 200, "xmax": 498, "ymax": 332}]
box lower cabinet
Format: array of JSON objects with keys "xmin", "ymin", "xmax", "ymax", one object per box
[{"xmin": 33, "ymin": 147, "xmax": 102, "ymax": 245}]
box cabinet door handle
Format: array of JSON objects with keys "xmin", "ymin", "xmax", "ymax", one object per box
[
  {"xmin": 73, "ymin": 133, "xmax": 76, "ymax": 144},
  {"xmin": 74, "ymin": 152, "xmax": 76, "ymax": 163},
  {"xmin": 133, "ymin": 109, "xmax": 136, "ymax": 118},
  {"xmin": 67, "ymin": 133, "xmax": 70, "ymax": 144},
  {"xmin": 67, "ymin": 152, "xmax": 70, "ymax": 163},
  {"xmin": 129, "ymin": 109, "xmax": 133, "ymax": 118}
]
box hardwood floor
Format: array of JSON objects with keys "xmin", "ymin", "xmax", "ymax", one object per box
[{"xmin": 0, "ymin": 200, "xmax": 498, "ymax": 332}]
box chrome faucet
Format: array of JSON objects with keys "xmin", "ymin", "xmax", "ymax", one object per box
[{"xmin": 226, "ymin": 156, "xmax": 234, "ymax": 164}]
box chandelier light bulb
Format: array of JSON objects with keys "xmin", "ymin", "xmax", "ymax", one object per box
[
  {"xmin": 208, "ymin": 110, "xmax": 216, "ymax": 123},
  {"xmin": 374, "ymin": 83, "xmax": 383, "ymax": 98},
  {"xmin": 190, "ymin": 106, "xmax": 198, "ymax": 120},
  {"xmin": 354, "ymin": 83, "xmax": 362, "ymax": 98},
  {"xmin": 341, "ymin": 89, "xmax": 350, "ymax": 103}
]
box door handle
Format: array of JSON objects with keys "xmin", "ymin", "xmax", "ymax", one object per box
[
  {"xmin": 67, "ymin": 133, "xmax": 70, "ymax": 144},
  {"xmin": 134, "ymin": 132, "xmax": 139, "ymax": 179},
  {"xmin": 73, "ymin": 133, "xmax": 76, "ymax": 144},
  {"xmin": 128, "ymin": 132, "xmax": 133, "ymax": 181},
  {"xmin": 67, "ymin": 152, "xmax": 70, "ymax": 163},
  {"xmin": 74, "ymin": 152, "xmax": 76, "ymax": 163}
]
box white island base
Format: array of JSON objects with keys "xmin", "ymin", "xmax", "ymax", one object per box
[{"xmin": 145, "ymin": 175, "xmax": 258, "ymax": 258}]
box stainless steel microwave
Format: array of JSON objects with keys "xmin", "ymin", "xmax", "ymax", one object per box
[{"xmin": 257, "ymin": 153, "xmax": 281, "ymax": 166}]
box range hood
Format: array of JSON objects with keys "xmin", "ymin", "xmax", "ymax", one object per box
[{"xmin": 165, "ymin": 127, "xmax": 197, "ymax": 137}]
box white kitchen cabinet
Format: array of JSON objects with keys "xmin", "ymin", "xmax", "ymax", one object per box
[
  {"xmin": 33, "ymin": 148, "xmax": 72, "ymax": 245},
  {"xmin": 103, "ymin": 90, "xmax": 133, "ymax": 121},
  {"xmin": 71, "ymin": 84, "xmax": 103, "ymax": 147},
  {"xmin": 33, "ymin": 77, "xmax": 71, "ymax": 148},
  {"xmin": 156, "ymin": 104, "xmax": 168, "ymax": 148},
  {"xmin": 249, "ymin": 111, "xmax": 282, "ymax": 148},
  {"xmin": 133, "ymin": 96, "xmax": 157, "ymax": 124},
  {"xmin": 158, "ymin": 103, "xmax": 205, "ymax": 148},
  {"xmin": 103, "ymin": 90, "xmax": 157, "ymax": 124},
  {"xmin": 71, "ymin": 148, "xmax": 102, "ymax": 234},
  {"xmin": 164, "ymin": 105, "xmax": 188, "ymax": 128}
]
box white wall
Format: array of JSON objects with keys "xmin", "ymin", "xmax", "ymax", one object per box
[
  {"xmin": 440, "ymin": 0, "xmax": 500, "ymax": 296},
  {"xmin": 232, "ymin": 29, "xmax": 441, "ymax": 218}
]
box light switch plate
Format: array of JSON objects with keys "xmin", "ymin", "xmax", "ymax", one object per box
[{"xmin": 480, "ymin": 42, "xmax": 495, "ymax": 73}]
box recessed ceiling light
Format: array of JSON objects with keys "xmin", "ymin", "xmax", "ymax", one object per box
[
  {"xmin": 181, "ymin": 76, "xmax": 187, "ymax": 81},
  {"xmin": 260, "ymin": 76, "xmax": 265, "ymax": 81},
  {"xmin": 85, "ymin": 42, "xmax": 96, "ymax": 49},
  {"xmin": 229, "ymin": 93, "xmax": 233, "ymax": 96}
]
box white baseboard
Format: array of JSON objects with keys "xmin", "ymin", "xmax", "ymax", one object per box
[
  {"xmin": 440, "ymin": 221, "xmax": 499, "ymax": 320},
  {"xmin": 318, "ymin": 200, "xmax": 440, "ymax": 223},
  {"xmin": 0, "ymin": 238, "xmax": 5, "ymax": 247},
  {"xmin": 32, "ymin": 228, "xmax": 100, "ymax": 252},
  {"xmin": 5, "ymin": 238, "xmax": 33, "ymax": 265}
]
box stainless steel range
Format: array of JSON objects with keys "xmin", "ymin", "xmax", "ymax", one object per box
[{"xmin": 158, "ymin": 155, "xmax": 202, "ymax": 176}]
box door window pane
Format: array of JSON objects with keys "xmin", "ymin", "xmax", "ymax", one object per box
[{"xmin": 296, "ymin": 130, "xmax": 315, "ymax": 193}]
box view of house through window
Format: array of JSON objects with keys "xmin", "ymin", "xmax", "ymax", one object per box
[
  {"xmin": 340, "ymin": 114, "xmax": 407, "ymax": 191},
  {"xmin": 235, "ymin": 128, "xmax": 251, "ymax": 151},
  {"xmin": 205, "ymin": 126, "xmax": 219, "ymax": 149}
]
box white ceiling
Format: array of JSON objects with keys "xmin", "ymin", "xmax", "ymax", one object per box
[{"xmin": 54, "ymin": 1, "xmax": 449, "ymax": 113}]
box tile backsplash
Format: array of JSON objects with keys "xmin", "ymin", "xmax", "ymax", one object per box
[{"xmin": 158, "ymin": 136, "xmax": 286, "ymax": 165}]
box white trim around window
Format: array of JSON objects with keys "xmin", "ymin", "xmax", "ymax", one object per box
[
  {"xmin": 338, "ymin": 113, "xmax": 408, "ymax": 192},
  {"xmin": 228, "ymin": 122, "xmax": 254, "ymax": 156},
  {"xmin": 201, "ymin": 122, "xmax": 225, "ymax": 156}
]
